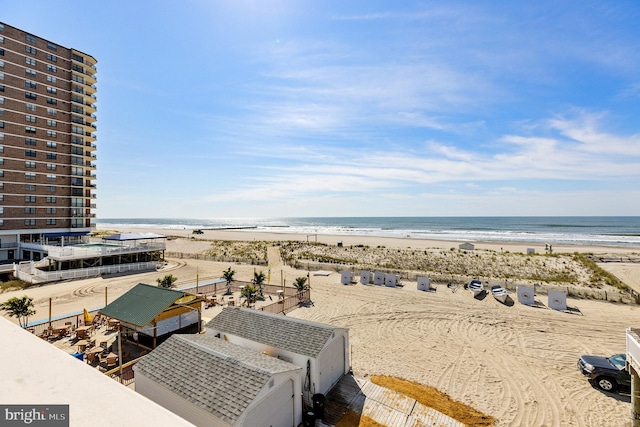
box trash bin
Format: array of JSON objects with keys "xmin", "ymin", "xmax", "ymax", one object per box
[
  {"xmin": 312, "ymin": 394, "xmax": 325, "ymax": 420},
  {"xmin": 303, "ymin": 411, "xmax": 315, "ymax": 427}
]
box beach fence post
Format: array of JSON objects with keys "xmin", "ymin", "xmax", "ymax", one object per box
[{"xmin": 48, "ymin": 298, "xmax": 52, "ymax": 330}]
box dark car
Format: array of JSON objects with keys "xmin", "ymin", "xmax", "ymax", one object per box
[
  {"xmin": 192, "ymin": 229, "xmax": 204, "ymax": 235},
  {"xmin": 577, "ymin": 353, "xmax": 630, "ymax": 392}
]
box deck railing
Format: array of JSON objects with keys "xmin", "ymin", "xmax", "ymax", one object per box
[{"xmin": 15, "ymin": 261, "xmax": 159, "ymax": 284}]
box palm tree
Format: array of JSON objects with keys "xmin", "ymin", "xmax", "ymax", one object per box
[
  {"xmin": 252, "ymin": 271, "xmax": 266, "ymax": 298},
  {"xmin": 156, "ymin": 274, "xmax": 178, "ymax": 288},
  {"xmin": 240, "ymin": 284, "xmax": 256, "ymax": 307},
  {"xmin": 223, "ymin": 267, "xmax": 235, "ymax": 295},
  {"xmin": 0, "ymin": 296, "xmax": 36, "ymax": 328},
  {"xmin": 294, "ymin": 276, "xmax": 309, "ymax": 292}
]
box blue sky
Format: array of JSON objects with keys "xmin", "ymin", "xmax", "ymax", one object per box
[{"xmin": 4, "ymin": 1, "xmax": 640, "ymax": 217}]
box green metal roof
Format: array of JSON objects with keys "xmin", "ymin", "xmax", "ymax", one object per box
[{"xmin": 99, "ymin": 283, "xmax": 186, "ymax": 327}]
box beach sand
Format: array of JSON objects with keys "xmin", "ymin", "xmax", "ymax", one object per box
[{"xmin": 3, "ymin": 226, "xmax": 640, "ymax": 426}]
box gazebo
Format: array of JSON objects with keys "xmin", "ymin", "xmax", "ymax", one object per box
[{"xmin": 99, "ymin": 283, "xmax": 204, "ymax": 350}]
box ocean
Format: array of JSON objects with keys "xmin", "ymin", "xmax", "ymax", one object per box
[{"xmin": 96, "ymin": 217, "xmax": 640, "ymax": 248}]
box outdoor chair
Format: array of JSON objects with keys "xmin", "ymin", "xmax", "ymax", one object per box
[{"xmin": 106, "ymin": 355, "xmax": 118, "ymax": 369}]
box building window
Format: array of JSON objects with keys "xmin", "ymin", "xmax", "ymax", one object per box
[
  {"xmin": 0, "ymin": 85, "xmax": 4, "ymax": 92},
  {"xmin": 25, "ymin": 92, "xmax": 37, "ymax": 100},
  {"xmin": 71, "ymin": 156, "xmax": 84, "ymax": 166},
  {"xmin": 25, "ymin": 68, "xmax": 36, "ymax": 77},
  {"xmin": 25, "ymin": 46, "xmax": 37, "ymax": 55},
  {"xmin": 46, "ymin": 186, "xmax": 56, "ymax": 193},
  {"xmin": 47, "ymin": 75, "xmax": 56, "ymax": 83},
  {"xmin": 72, "ymin": 126, "xmax": 84, "ymax": 135},
  {"xmin": 25, "ymin": 138, "xmax": 36, "ymax": 146},
  {"xmin": 46, "ymin": 87, "xmax": 57, "ymax": 94},
  {"xmin": 46, "ymin": 130, "xmax": 56, "ymax": 138},
  {"xmin": 46, "ymin": 53, "xmax": 57, "ymax": 62},
  {"xmin": 25, "ymin": 126, "xmax": 36, "ymax": 134},
  {"xmin": 0, "ymin": 60, "xmax": 3, "ymax": 68},
  {"xmin": 25, "ymin": 34, "xmax": 37, "ymax": 43},
  {"xmin": 25, "ymin": 184, "xmax": 36, "ymax": 191},
  {"xmin": 46, "ymin": 208, "xmax": 57, "ymax": 214},
  {"xmin": 25, "ymin": 207, "xmax": 36, "ymax": 214},
  {"xmin": 0, "ymin": 36, "xmax": 3, "ymax": 44},
  {"xmin": 26, "ymin": 103, "xmax": 36, "ymax": 112},
  {"xmin": 47, "ymin": 42, "xmax": 57, "ymax": 51},
  {"xmin": 0, "ymin": 121, "xmax": 3, "ymax": 129},
  {"xmin": 0, "ymin": 157, "xmax": 3, "ymax": 165},
  {"xmin": 46, "ymin": 119, "xmax": 56, "ymax": 127},
  {"xmin": 25, "ymin": 57, "xmax": 36, "ymax": 66},
  {"xmin": 46, "ymin": 141, "xmax": 57, "ymax": 149},
  {"xmin": 46, "ymin": 197, "xmax": 57, "ymax": 203},
  {"xmin": 46, "ymin": 153, "xmax": 57, "ymax": 160},
  {"xmin": 46, "ymin": 98, "xmax": 57, "ymax": 105},
  {"xmin": 0, "ymin": 97, "xmax": 3, "ymax": 105},
  {"xmin": 25, "ymin": 161, "xmax": 36, "ymax": 168},
  {"xmin": 25, "ymin": 172, "xmax": 36, "ymax": 180},
  {"xmin": 26, "ymin": 115, "xmax": 36, "ymax": 123},
  {"xmin": 71, "ymin": 146, "xmax": 84, "ymax": 155},
  {"xmin": 46, "ymin": 163, "xmax": 56, "ymax": 170},
  {"xmin": 25, "ymin": 196, "xmax": 36, "ymax": 203},
  {"xmin": 47, "ymin": 64, "xmax": 57, "ymax": 73},
  {"xmin": 24, "ymin": 219, "xmax": 36, "ymax": 226},
  {"xmin": 0, "ymin": 49, "xmax": 4, "ymax": 56},
  {"xmin": 47, "ymin": 108, "xmax": 56, "ymax": 116},
  {"xmin": 0, "ymin": 72, "xmax": 3, "ymax": 80},
  {"xmin": 72, "ymin": 136, "xmax": 84, "ymax": 145},
  {"xmin": 25, "ymin": 149, "xmax": 37, "ymax": 157},
  {"xmin": 46, "ymin": 219, "xmax": 56, "ymax": 225},
  {"xmin": 25, "ymin": 80, "xmax": 36, "ymax": 89},
  {"xmin": 46, "ymin": 174, "xmax": 56, "ymax": 181}
]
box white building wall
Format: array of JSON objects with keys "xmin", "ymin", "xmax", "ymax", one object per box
[
  {"xmin": 240, "ymin": 372, "xmax": 302, "ymax": 427},
  {"xmin": 213, "ymin": 328, "xmax": 350, "ymax": 398}
]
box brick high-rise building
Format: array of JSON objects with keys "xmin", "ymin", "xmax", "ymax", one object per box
[{"xmin": 0, "ymin": 22, "xmax": 97, "ymax": 263}]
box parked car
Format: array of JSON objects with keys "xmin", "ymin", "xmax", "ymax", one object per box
[
  {"xmin": 577, "ymin": 353, "xmax": 630, "ymax": 392},
  {"xmin": 192, "ymin": 229, "xmax": 204, "ymax": 235}
]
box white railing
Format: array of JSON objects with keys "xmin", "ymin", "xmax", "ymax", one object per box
[
  {"xmin": 627, "ymin": 328, "xmax": 640, "ymax": 373},
  {"xmin": 15, "ymin": 261, "xmax": 159, "ymax": 284},
  {"xmin": 0, "ymin": 263, "xmax": 15, "ymax": 273},
  {"xmin": 20, "ymin": 242, "xmax": 165, "ymax": 260}
]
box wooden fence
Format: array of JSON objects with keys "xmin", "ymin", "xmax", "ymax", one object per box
[{"xmin": 165, "ymin": 251, "xmax": 268, "ymax": 266}]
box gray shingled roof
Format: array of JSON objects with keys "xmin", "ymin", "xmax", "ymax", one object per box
[
  {"xmin": 134, "ymin": 334, "xmax": 301, "ymax": 424},
  {"xmin": 206, "ymin": 307, "xmax": 344, "ymax": 358},
  {"xmin": 99, "ymin": 283, "xmax": 186, "ymax": 327}
]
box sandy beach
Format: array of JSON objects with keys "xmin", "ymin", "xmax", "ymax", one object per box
[{"xmin": 3, "ymin": 226, "xmax": 640, "ymax": 426}]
